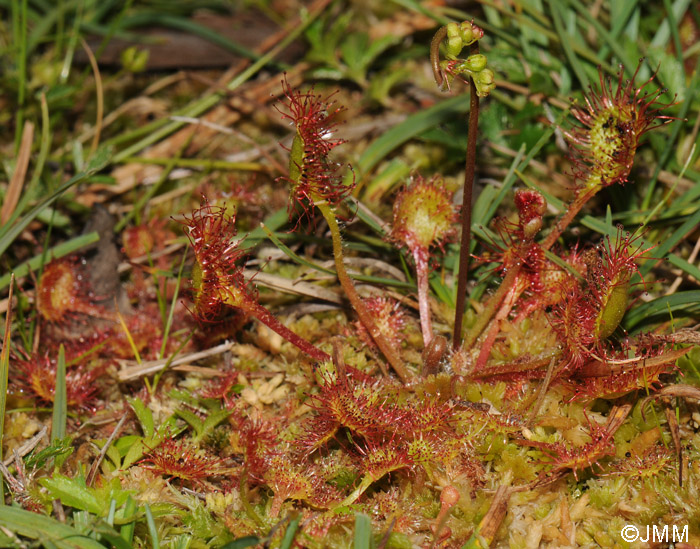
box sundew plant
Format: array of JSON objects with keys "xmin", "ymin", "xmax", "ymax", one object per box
[{"xmin": 0, "ymin": 1, "xmax": 698, "ymax": 548}]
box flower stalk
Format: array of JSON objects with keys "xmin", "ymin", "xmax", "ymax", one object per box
[
  {"xmin": 429, "ymin": 20, "xmax": 494, "ymax": 349},
  {"xmin": 453, "ymin": 71, "xmax": 479, "ymax": 349}
]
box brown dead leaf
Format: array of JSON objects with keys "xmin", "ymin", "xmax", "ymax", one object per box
[{"xmin": 1, "ymin": 121, "xmax": 33, "ymax": 224}]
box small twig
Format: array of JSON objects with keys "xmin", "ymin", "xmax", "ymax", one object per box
[
  {"xmin": 3, "ymin": 425, "xmax": 48, "ymax": 467},
  {"xmin": 117, "ymin": 341, "xmax": 236, "ymax": 381},
  {"xmin": 80, "ymin": 37, "xmax": 104, "ymax": 157},
  {"xmin": 1, "ymin": 122, "xmax": 33, "ymax": 224},
  {"xmin": 86, "ymin": 413, "xmax": 128, "ymax": 487},
  {"xmin": 527, "ymin": 357, "xmax": 558, "ymax": 426}
]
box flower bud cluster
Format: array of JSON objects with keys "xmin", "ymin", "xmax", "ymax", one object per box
[
  {"xmin": 444, "ymin": 21, "xmax": 483, "ymax": 57},
  {"xmin": 438, "ymin": 21, "xmax": 495, "ymax": 96}
]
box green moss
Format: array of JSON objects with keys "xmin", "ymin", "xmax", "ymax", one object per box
[
  {"xmin": 533, "ymin": 502, "xmax": 552, "ymax": 520},
  {"xmin": 379, "ymin": 532, "xmax": 414, "ymax": 549},
  {"xmin": 586, "ymin": 477, "xmax": 626, "ymax": 510},
  {"xmin": 463, "ymin": 381, "xmax": 506, "ymax": 408},
  {"xmin": 493, "ymin": 444, "xmax": 537, "ymax": 481}
]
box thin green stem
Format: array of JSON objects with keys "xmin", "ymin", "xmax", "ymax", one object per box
[{"xmin": 316, "ymin": 202, "xmax": 411, "ymax": 383}]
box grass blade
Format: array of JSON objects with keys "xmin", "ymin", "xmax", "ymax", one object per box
[
  {"xmin": 650, "ymin": 0, "xmax": 692, "ymax": 50},
  {"xmin": 348, "ymin": 94, "xmax": 469, "ymax": 187},
  {"xmin": 640, "ymin": 206, "xmax": 700, "ymax": 276},
  {"xmin": 120, "ymin": 495, "xmax": 138, "ymax": 544},
  {"xmin": 661, "ymin": 0, "xmax": 684, "ymax": 65},
  {"xmin": 598, "ymin": 0, "xmax": 639, "ymax": 60},
  {"xmin": 354, "ymin": 513, "xmax": 372, "ymax": 549},
  {"xmin": 261, "ymin": 224, "xmax": 412, "ymax": 289},
  {"xmin": 624, "ymin": 290, "xmax": 700, "ymax": 330},
  {"xmin": 0, "ymin": 505, "xmax": 107, "ymax": 548},
  {"xmin": 145, "ymin": 503, "xmax": 160, "ymax": 549},
  {"xmin": 561, "ymin": 0, "xmax": 636, "ymax": 74},
  {"xmin": 640, "ymin": 68, "xmax": 697, "ymax": 210},
  {"xmin": 121, "ymin": 12, "xmax": 265, "ymax": 64},
  {"xmin": 476, "ymin": 144, "xmax": 525, "ymax": 228},
  {"xmin": 0, "ymin": 275, "xmax": 13, "ymax": 504},
  {"xmin": 549, "ymin": 1, "xmax": 589, "ymax": 89},
  {"xmin": 11, "ymin": 0, "xmax": 28, "ymax": 151},
  {"xmin": 666, "ymin": 253, "xmax": 700, "ymax": 283},
  {"xmin": 52, "ymin": 344, "xmax": 67, "ymax": 442},
  {"xmin": 279, "ymin": 514, "xmax": 300, "ymax": 549},
  {"xmin": 158, "ymin": 250, "xmax": 187, "ymax": 360},
  {"xmin": 0, "ymin": 506, "xmax": 105, "ymax": 549},
  {"xmin": 261, "ymin": 223, "xmax": 334, "ymax": 276},
  {"xmin": 110, "ymin": 3, "xmax": 328, "ymax": 163}
]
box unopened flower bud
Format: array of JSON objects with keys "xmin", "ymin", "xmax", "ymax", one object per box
[
  {"xmin": 477, "ymin": 68, "xmax": 495, "ymax": 85},
  {"xmin": 463, "ymin": 53, "xmax": 487, "ymax": 72},
  {"xmin": 459, "ymin": 22, "xmax": 475, "ymax": 44},
  {"xmin": 446, "ymin": 22, "xmax": 463, "ymax": 57},
  {"xmin": 461, "ymin": 21, "xmax": 484, "ymax": 44},
  {"xmin": 475, "ymin": 68, "xmax": 496, "ymax": 97}
]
